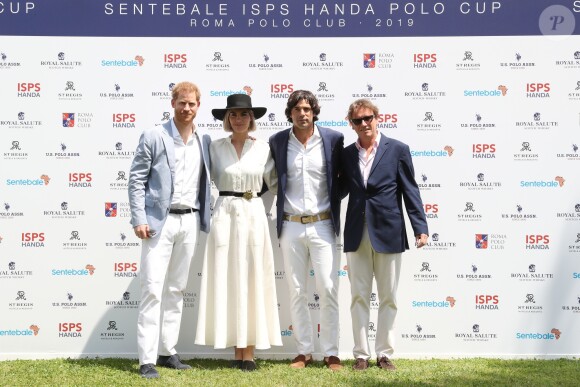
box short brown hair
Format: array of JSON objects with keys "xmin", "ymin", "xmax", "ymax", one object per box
[
  {"xmin": 171, "ymin": 81, "xmax": 201, "ymax": 101},
  {"xmin": 222, "ymin": 110, "xmax": 257, "ymax": 132},
  {"xmin": 347, "ymin": 99, "xmax": 379, "ymax": 120}
]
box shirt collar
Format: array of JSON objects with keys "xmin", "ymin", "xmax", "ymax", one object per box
[{"xmin": 355, "ymin": 131, "xmax": 381, "ymax": 151}]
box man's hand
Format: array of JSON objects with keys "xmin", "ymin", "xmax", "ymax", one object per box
[
  {"xmin": 415, "ymin": 233, "xmax": 429, "ymax": 248},
  {"xmin": 134, "ymin": 224, "xmax": 151, "ymax": 239}
]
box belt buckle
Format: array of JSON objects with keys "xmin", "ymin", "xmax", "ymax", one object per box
[
  {"xmin": 243, "ymin": 190, "xmax": 253, "ymax": 201},
  {"xmin": 300, "ymin": 215, "xmax": 311, "ymax": 224}
]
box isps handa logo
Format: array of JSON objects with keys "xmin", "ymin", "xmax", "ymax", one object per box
[
  {"xmin": 113, "ymin": 262, "xmax": 138, "ymax": 278},
  {"xmin": 21, "ymin": 232, "xmax": 45, "ymax": 248},
  {"xmin": 58, "ymin": 322, "xmax": 82, "ymax": 338}
]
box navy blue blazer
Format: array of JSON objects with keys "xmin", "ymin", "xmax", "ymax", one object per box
[
  {"xmin": 341, "ymin": 134, "xmax": 428, "ymax": 253},
  {"xmin": 269, "ymin": 125, "xmax": 344, "ymax": 238}
]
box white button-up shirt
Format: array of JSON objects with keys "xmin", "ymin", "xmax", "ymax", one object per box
[{"xmin": 170, "ymin": 120, "xmax": 202, "ymax": 210}]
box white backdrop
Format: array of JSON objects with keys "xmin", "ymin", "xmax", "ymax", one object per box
[{"xmin": 1, "ymin": 33, "xmax": 579, "ymax": 359}]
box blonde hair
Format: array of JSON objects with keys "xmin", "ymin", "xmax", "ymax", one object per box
[
  {"xmin": 222, "ymin": 109, "xmax": 257, "ymax": 132},
  {"xmin": 347, "ymin": 99, "xmax": 379, "ymax": 120}
]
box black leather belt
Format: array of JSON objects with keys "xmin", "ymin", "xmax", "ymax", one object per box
[
  {"xmin": 219, "ymin": 191, "xmax": 263, "ymax": 200},
  {"xmin": 169, "ymin": 208, "xmax": 198, "ymax": 214}
]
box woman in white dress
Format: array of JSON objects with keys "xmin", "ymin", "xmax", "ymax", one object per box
[{"xmin": 195, "ymin": 94, "xmax": 282, "ymax": 371}]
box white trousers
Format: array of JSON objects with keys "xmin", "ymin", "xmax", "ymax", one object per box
[
  {"xmin": 346, "ymin": 224, "xmax": 402, "ymax": 360},
  {"xmin": 280, "ymin": 219, "xmax": 340, "ymax": 357},
  {"xmin": 137, "ymin": 212, "xmax": 200, "ymax": 365}
]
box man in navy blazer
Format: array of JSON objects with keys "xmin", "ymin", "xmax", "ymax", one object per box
[
  {"xmin": 269, "ymin": 90, "xmax": 344, "ymax": 370},
  {"xmin": 129, "ymin": 82, "xmax": 211, "ymax": 378},
  {"xmin": 341, "ymin": 99, "xmax": 428, "ymax": 371}
]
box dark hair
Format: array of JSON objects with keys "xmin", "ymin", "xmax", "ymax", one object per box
[{"xmin": 284, "ymin": 90, "xmax": 321, "ymax": 123}]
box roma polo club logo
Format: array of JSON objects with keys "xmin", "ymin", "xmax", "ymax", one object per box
[
  {"xmin": 364, "ymin": 53, "xmax": 375, "ymax": 68},
  {"xmin": 475, "ymin": 234, "xmax": 488, "ymax": 249},
  {"xmin": 105, "ymin": 203, "xmax": 117, "ymax": 217},
  {"xmin": 63, "ymin": 113, "xmax": 74, "ymax": 127}
]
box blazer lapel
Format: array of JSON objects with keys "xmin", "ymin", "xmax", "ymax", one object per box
[
  {"xmin": 319, "ymin": 126, "xmax": 334, "ymax": 192},
  {"xmin": 368, "ymin": 135, "xmax": 389, "ymax": 179},
  {"xmin": 278, "ymin": 129, "xmax": 290, "ymax": 191},
  {"xmin": 161, "ymin": 121, "xmax": 176, "ymax": 177}
]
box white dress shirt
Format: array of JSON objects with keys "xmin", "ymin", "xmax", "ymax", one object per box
[
  {"xmin": 170, "ymin": 120, "xmax": 202, "ymax": 210},
  {"xmin": 355, "ymin": 132, "xmax": 382, "ymax": 188}
]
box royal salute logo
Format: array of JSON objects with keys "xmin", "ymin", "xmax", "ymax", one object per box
[
  {"xmin": 499, "ymin": 52, "xmax": 536, "ymax": 70},
  {"xmin": 554, "ymin": 51, "xmax": 580, "ymax": 69},
  {"xmin": 400, "ymin": 324, "xmax": 437, "ymax": 341},
  {"xmin": 455, "ymin": 50, "xmax": 481, "ymax": 71},
  {"xmin": 40, "ymin": 52, "xmax": 82, "ymax": 70},
  {"xmin": 404, "ymin": 82, "xmax": 446, "ymax": 100},
  {"xmin": 510, "ymin": 263, "xmax": 554, "ymax": 282},
  {"xmin": 151, "ymin": 82, "xmax": 175, "ymax": 100},
  {"xmin": 57, "ymin": 81, "xmax": 83, "ymax": 101},
  {"xmin": 205, "ymin": 51, "xmax": 230, "ymax": 71},
  {"xmin": 459, "ymin": 172, "xmax": 501, "ymax": 191},
  {"xmin": 517, "ymin": 293, "xmax": 543, "ymax": 314},
  {"xmin": 43, "ymin": 201, "xmax": 85, "ymax": 219},
  {"xmin": 106, "ymin": 291, "xmax": 140, "ymax": 310},
  {"xmin": 460, "ymin": 113, "xmax": 497, "ymax": 130},
  {"xmin": 0, "ymin": 261, "xmax": 33, "ymax": 279},
  {"xmin": 97, "ymin": 142, "xmax": 135, "ymax": 160},
  {"xmin": 3, "ymin": 140, "xmax": 28, "ymax": 160},
  {"xmin": 501, "ymin": 204, "xmax": 538, "ymax": 222},
  {"xmin": 17, "ymin": 82, "xmax": 41, "ymax": 98},
  {"xmin": 99, "ymin": 83, "xmax": 136, "ymax": 100},
  {"xmin": 516, "ymin": 328, "xmax": 561, "ymax": 341},
  {"xmin": 457, "ymin": 202, "xmax": 482, "ymax": 222},
  {"xmin": 556, "ymin": 204, "xmax": 580, "ymax": 221},
  {"xmin": 163, "ymin": 53, "xmax": 188, "ymax": 69},
  {"xmin": 0, "ymin": 52, "xmax": 21, "ymax": 70},
  {"xmin": 413, "ymin": 262, "xmax": 439, "ymax": 282},
  {"xmin": 62, "ymin": 230, "xmax": 88, "ymax": 250},
  {"xmin": 556, "ymin": 143, "xmax": 580, "ymax": 160},
  {"xmin": 8, "ymin": 290, "xmax": 34, "ymax": 310},
  {"xmin": 369, "ymin": 292, "xmax": 379, "ymax": 311},
  {"xmin": 560, "ymin": 295, "xmax": 580, "ymax": 314},
  {"xmin": 255, "ymin": 112, "xmax": 289, "ymax": 130},
  {"xmin": 1, "ymin": 112, "xmax": 41, "ymax": 129},
  {"xmin": 456, "ymin": 264, "xmax": 492, "ymax": 281},
  {"xmin": 412, "ymin": 53, "xmax": 437, "ymax": 69},
  {"xmin": 45, "ymin": 142, "xmax": 81, "ymax": 160},
  {"xmin": 99, "ymin": 321, "xmax": 126, "ymax": 341},
  {"xmin": 52, "ymin": 292, "xmax": 88, "ymax": 310},
  {"xmin": 351, "ymin": 83, "xmax": 387, "ymax": 100},
  {"xmin": 455, "ymin": 324, "xmax": 498, "ymax": 342},
  {"xmin": 415, "ymin": 112, "xmax": 441, "ymax": 131},
  {"xmin": 513, "ymin": 141, "xmax": 539, "ymax": 161},
  {"xmin": 248, "ymin": 53, "xmax": 283, "ymax": 70},
  {"xmin": 302, "ymin": 52, "xmax": 344, "ymax": 71},
  {"xmin": 101, "ymin": 54, "xmax": 144, "ymax": 67},
  {"xmin": 515, "ymin": 112, "xmax": 559, "ymax": 130},
  {"xmin": 423, "ymin": 233, "xmax": 456, "ymax": 251},
  {"xmin": 417, "ymin": 174, "xmax": 442, "ymax": 191}
]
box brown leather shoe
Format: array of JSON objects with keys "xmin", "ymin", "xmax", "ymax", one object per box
[
  {"xmin": 377, "ymin": 356, "xmax": 396, "ymax": 370},
  {"xmin": 352, "ymin": 358, "xmax": 369, "ymax": 371},
  {"xmin": 323, "ymin": 356, "xmax": 343, "ymax": 371},
  {"xmin": 290, "ymin": 354, "xmax": 312, "ymax": 369}
]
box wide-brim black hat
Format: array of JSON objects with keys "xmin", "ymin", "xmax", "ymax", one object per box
[{"xmin": 211, "ymin": 94, "xmax": 267, "ymax": 121}]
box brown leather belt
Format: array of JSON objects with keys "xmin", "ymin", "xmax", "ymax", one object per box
[{"xmin": 283, "ymin": 211, "xmax": 331, "ymax": 224}]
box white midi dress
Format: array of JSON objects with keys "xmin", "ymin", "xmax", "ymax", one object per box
[{"xmin": 195, "ymin": 137, "xmax": 282, "ymax": 349}]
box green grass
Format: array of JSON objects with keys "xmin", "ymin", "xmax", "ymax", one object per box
[{"xmin": 0, "ymin": 358, "xmax": 579, "ymax": 386}]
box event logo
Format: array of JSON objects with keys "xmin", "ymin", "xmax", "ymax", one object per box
[
  {"xmin": 3, "ymin": 140, "xmax": 28, "ymax": 160},
  {"xmin": 52, "ymin": 264, "xmax": 96, "ymax": 277},
  {"xmin": 401, "ymin": 324, "xmax": 437, "ymax": 341},
  {"xmin": 455, "ymin": 324, "xmax": 498, "ymax": 342},
  {"xmin": 43, "ymin": 201, "xmax": 85, "ymax": 219},
  {"xmin": 404, "ymin": 82, "xmax": 446, "ymax": 100},
  {"xmin": 210, "ymin": 85, "xmax": 252, "ymax": 98},
  {"xmin": 369, "ymin": 293, "xmax": 379, "ymax": 310},
  {"xmin": 17, "ymin": 82, "xmax": 41, "ymax": 98},
  {"xmin": 501, "ymin": 204, "xmax": 538, "ymax": 221},
  {"xmin": 413, "ymin": 261, "xmax": 439, "ymax": 282},
  {"xmin": 114, "ymin": 262, "xmax": 138, "ymax": 278},
  {"xmin": 0, "ymin": 52, "xmax": 22, "ymax": 70},
  {"xmin": 106, "ymin": 291, "xmax": 140, "ymax": 309},
  {"xmin": 475, "ymin": 234, "xmax": 488, "ymax": 249},
  {"xmin": 68, "ymin": 172, "xmax": 92, "ymax": 188},
  {"xmin": 163, "ymin": 53, "xmax": 187, "ymax": 68},
  {"xmin": 313, "ymin": 81, "xmax": 335, "ymax": 101},
  {"xmin": 423, "ymin": 232, "xmax": 456, "ymax": 251},
  {"xmin": 99, "ymin": 83, "xmax": 135, "ymax": 100},
  {"xmin": 411, "ymin": 296, "xmax": 455, "ymax": 308},
  {"xmin": 52, "ymin": 292, "xmax": 87, "ymax": 309},
  {"xmin": 526, "ymin": 83, "xmax": 551, "ymax": 98},
  {"xmin": 270, "ymin": 83, "xmax": 293, "ymax": 99},
  {"xmin": 513, "ymin": 141, "xmax": 539, "ymax": 161},
  {"xmin": 475, "ymin": 233, "xmax": 507, "ymax": 250},
  {"xmin": 57, "ymin": 81, "xmax": 83, "ymax": 101},
  {"xmin": 556, "ymin": 143, "xmax": 580, "ymax": 160},
  {"xmin": 554, "ymin": 51, "xmax": 580, "ymax": 69},
  {"xmin": 101, "ymin": 55, "xmax": 144, "ymax": 67},
  {"xmin": 510, "ymin": 263, "xmax": 554, "ymax": 282},
  {"xmin": 413, "ymin": 53, "xmax": 437, "ymax": 69},
  {"xmin": 568, "ymin": 81, "xmax": 580, "ymax": 101},
  {"xmin": 8, "ymin": 290, "xmax": 34, "ymax": 310},
  {"xmin": 308, "ymin": 293, "xmax": 320, "ymax": 310},
  {"xmin": 460, "ymin": 113, "xmax": 496, "ymax": 130},
  {"xmin": 99, "ymin": 321, "xmax": 126, "ymax": 341},
  {"xmin": 112, "ymin": 113, "xmax": 136, "ymax": 128},
  {"xmin": 423, "ymin": 203, "xmax": 439, "ymax": 219},
  {"xmin": 515, "ymin": 112, "xmax": 558, "ymax": 130},
  {"xmin": 456, "ymin": 263, "xmax": 492, "ymax": 281},
  {"xmin": 105, "ymin": 201, "xmax": 130, "ymax": 218},
  {"xmin": 556, "ymin": 204, "xmax": 580, "ymax": 221},
  {"xmin": 63, "ymin": 113, "xmax": 74, "ymax": 127},
  {"xmin": 249, "ymin": 53, "xmax": 283, "ymax": 70},
  {"xmin": 416, "ymin": 112, "xmax": 441, "ymax": 131},
  {"xmin": 21, "ymin": 232, "xmax": 45, "ymax": 248},
  {"xmin": 569, "ymin": 233, "xmax": 580, "ymax": 253},
  {"xmin": 517, "ymin": 293, "xmax": 543, "ymax": 313},
  {"xmin": 6, "ymin": 174, "xmax": 49, "ymax": 187},
  {"xmin": 464, "ymin": 85, "xmax": 505, "ymax": 97},
  {"xmin": 109, "ymin": 170, "xmax": 129, "ymax": 191},
  {"xmin": 302, "ymin": 53, "xmax": 344, "ymax": 71},
  {"xmin": 205, "ymin": 52, "xmax": 230, "ymax": 71},
  {"xmin": 40, "ymin": 52, "xmax": 82, "ymax": 69},
  {"xmin": 58, "ymin": 322, "xmax": 83, "ymax": 338},
  {"xmin": 516, "ymin": 328, "xmax": 561, "ymax": 341},
  {"xmin": 457, "ymin": 202, "xmax": 482, "ymax": 222},
  {"xmin": 499, "ymin": 52, "xmax": 536, "ymax": 69},
  {"xmin": 105, "ymin": 231, "xmax": 139, "ymax": 249},
  {"xmin": 151, "ymin": 82, "xmax": 175, "ymax": 99},
  {"xmin": 105, "ymin": 203, "xmax": 117, "ymax": 217},
  {"xmin": 459, "ymin": 172, "xmax": 501, "ymax": 190},
  {"xmin": 275, "ymin": 270, "xmax": 285, "ymax": 280},
  {"xmin": 45, "ymin": 142, "xmax": 81, "ymax": 160},
  {"xmin": 0, "ymin": 325, "xmax": 39, "ymax": 337},
  {"xmin": 0, "ymin": 112, "xmax": 42, "ymax": 129},
  {"xmin": 520, "ymin": 176, "xmax": 564, "ymax": 188},
  {"xmin": 560, "ymin": 295, "xmax": 580, "ymax": 313},
  {"xmin": 455, "ymin": 51, "xmax": 481, "ymax": 71},
  {"xmin": 475, "ymin": 295, "xmax": 499, "ymax": 310},
  {"xmin": 62, "ymin": 231, "xmax": 88, "ymax": 250},
  {"xmin": 351, "ymin": 83, "xmax": 387, "ymax": 100},
  {"xmin": 411, "ymin": 145, "xmax": 453, "ymax": 157},
  {"xmin": 363, "ymin": 53, "xmax": 375, "ymax": 68},
  {"xmin": 472, "ymin": 144, "xmax": 496, "ymax": 158},
  {"xmin": 0, "ymin": 261, "xmax": 33, "ymax": 279},
  {"xmin": 97, "ymin": 142, "xmax": 135, "ymax": 160},
  {"xmin": 184, "ymin": 292, "xmax": 197, "ymax": 309},
  {"xmin": 418, "ymin": 174, "xmax": 442, "ymax": 191}
]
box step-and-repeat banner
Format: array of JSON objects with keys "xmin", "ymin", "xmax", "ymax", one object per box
[{"xmin": 1, "ymin": 1, "xmax": 579, "ymax": 359}]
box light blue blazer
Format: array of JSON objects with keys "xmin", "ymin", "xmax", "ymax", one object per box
[{"xmin": 128, "ymin": 120, "xmax": 211, "ymax": 236}]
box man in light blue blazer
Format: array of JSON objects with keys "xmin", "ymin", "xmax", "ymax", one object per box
[
  {"xmin": 341, "ymin": 99, "xmax": 428, "ymax": 372},
  {"xmin": 269, "ymin": 90, "xmax": 344, "ymax": 371},
  {"xmin": 129, "ymin": 81, "xmax": 211, "ymax": 378}
]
